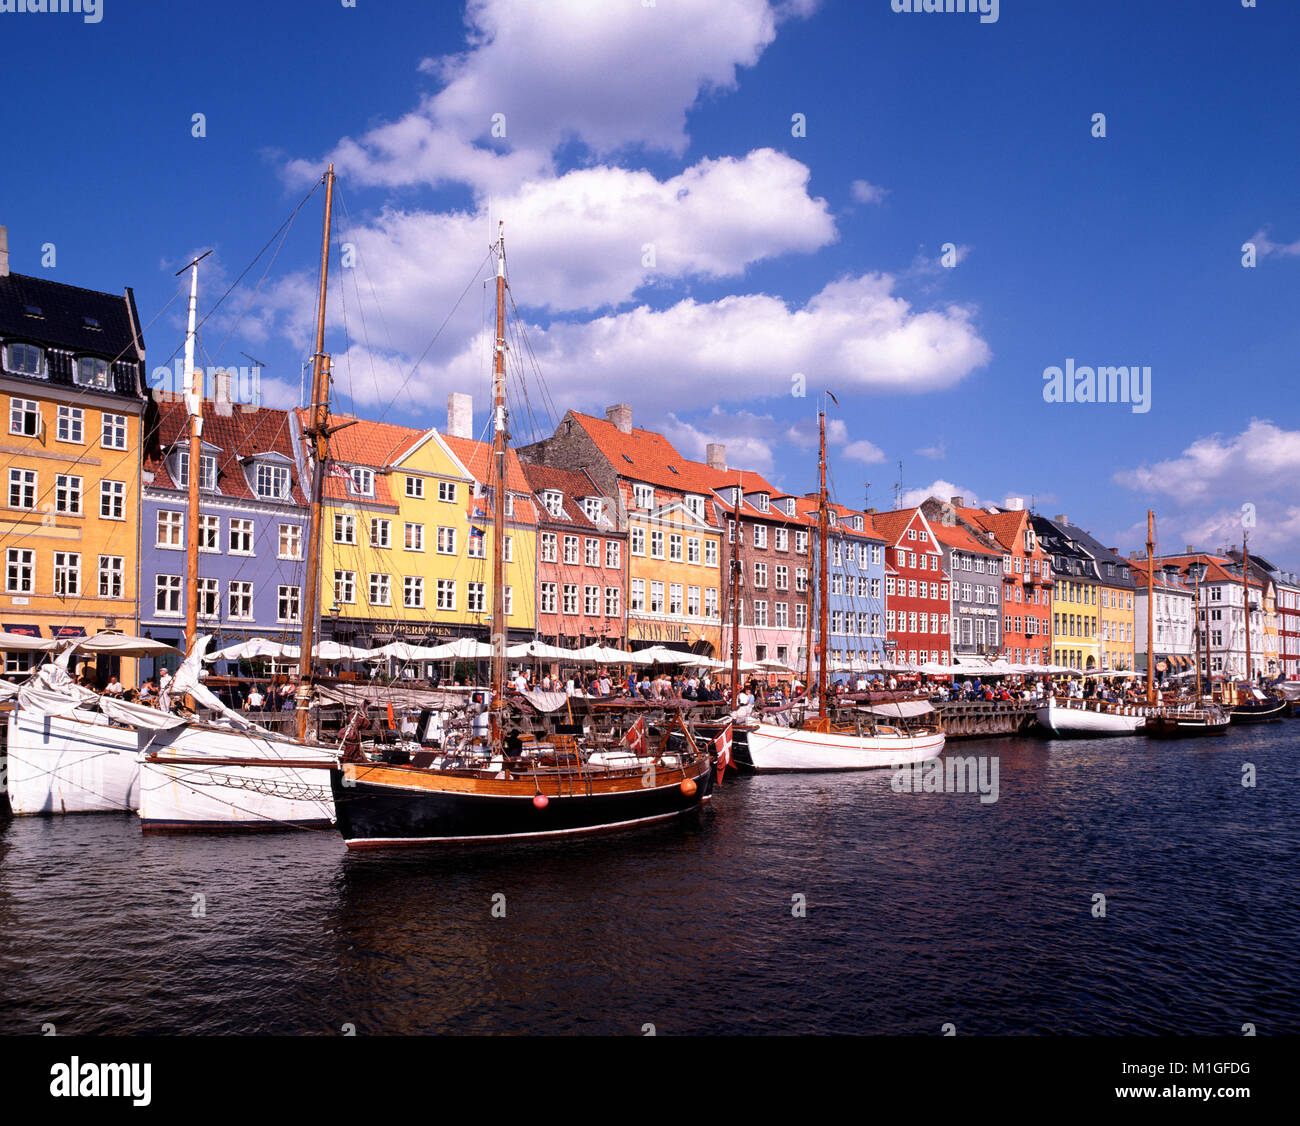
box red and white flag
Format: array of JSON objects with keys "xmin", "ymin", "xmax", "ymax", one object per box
[
  {"xmin": 713, "ymin": 722, "xmax": 733, "ymax": 782},
  {"xmin": 622, "ymin": 716, "xmax": 646, "ymax": 755}
]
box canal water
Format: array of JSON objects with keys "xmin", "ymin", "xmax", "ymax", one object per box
[{"xmin": 1, "ymin": 726, "xmax": 1296, "ymax": 1035}]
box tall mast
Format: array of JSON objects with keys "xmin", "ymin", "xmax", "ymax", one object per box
[
  {"xmin": 296, "ymin": 164, "xmax": 335, "ymax": 742},
  {"xmin": 1242, "ymin": 532, "xmax": 1251, "ymax": 682},
  {"xmin": 490, "ymin": 223, "xmax": 508, "ymax": 747},
  {"xmin": 1145, "ymin": 510, "xmax": 1156, "ymax": 705},
  {"xmin": 816, "ymin": 409, "xmax": 829, "ymax": 720},
  {"xmin": 729, "ymin": 484, "xmax": 742, "ymax": 700},
  {"xmin": 1193, "ymin": 564, "xmax": 1203, "ymax": 703},
  {"xmin": 182, "ymin": 258, "xmax": 202, "ymax": 658}
]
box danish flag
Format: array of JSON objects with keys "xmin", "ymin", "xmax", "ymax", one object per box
[
  {"xmin": 713, "ymin": 722, "xmax": 734, "ymax": 782},
  {"xmin": 622, "ymin": 716, "xmax": 647, "ymax": 755}
]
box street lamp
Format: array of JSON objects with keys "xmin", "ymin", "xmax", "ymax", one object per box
[{"xmin": 1187, "ymin": 561, "xmax": 1207, "ymax": 701}]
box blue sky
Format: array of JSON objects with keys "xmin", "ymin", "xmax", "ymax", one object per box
[{"xmin": 3, "ymin": 0, "xmax": 1298, "ymax": 565}]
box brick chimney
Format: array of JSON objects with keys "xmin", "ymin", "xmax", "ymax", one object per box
[
  {"xmin": 949, "ymin": 496, "xmax": 964, "ymax": 508},
  {"xmin": 605, "ymin": 403, "xmax": 632, "ymax": 435},
  {"xmin": 447, "ymin": 392, "xmax": 472, "ymax": 439},
  {"xmin": 0, "ymin": 226, "xmax": 8, "ymax": 277},
  {"xmin": 706, "ymin": 442, "xmax": 726, "ymax": 471},
  {"xmin": 1054, "ymin": 513, "xmax": 1068, "ymax": 525}
]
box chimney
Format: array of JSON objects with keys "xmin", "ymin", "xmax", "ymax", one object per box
[
  {"xmin": 605, "ymin": 403, "xmax": 632, "ymax": 435},
  {"xmin": 0, "ymin": 226, "xmax": 8, "ymax": 278},
  {"xmin": 1185, "ymin": 544, "xmax": 1194, "ymax": 554},
  {"xmin": 1054, "ymin": 513, "xmax": 1068, "ymax": 525},
  {"xmin": 865, "ymin": 507, "xmax": 876, "ymax": 515},
  {"xmin": 213, "ymin": 369, "xmax": 234, "ymax": 417},
  {"xmin": 949, "ymin": 496, "xmax": 964, "ymax": 508},
  {"xmin": 706, "ymin": 443, "xmax": 726, "ymax": 471},
  {"xmin": 1004, "ymin": 496, "xmax": 1024, "ymax": 511},
  {"xmin": 447, "ymin": 392, "xmax": 472, "ymax": 439}
]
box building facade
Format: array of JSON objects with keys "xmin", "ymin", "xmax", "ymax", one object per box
[
  {"xmin": 868, "ymin": 507, "xmax": 951, "ymax": 668},
  {"xmin": 921, "ymin": 499, "xmax": 1003, "ymax": 666},
  {"xmin": 1132, "ymin": 557, "xmax": 1196, "ymax": 681},
  {"xmin": 0, "ymin": 249, "xmax": 147, "ymax": 682}
]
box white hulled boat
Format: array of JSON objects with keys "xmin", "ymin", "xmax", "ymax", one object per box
[{"xmin": 1034, "ymin": 697, "xmax": 1149, "ymax": 737}]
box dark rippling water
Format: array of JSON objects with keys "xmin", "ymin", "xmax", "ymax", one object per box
[{"xmin": 1, "ymin": 726, "xmax": 1297, "ymax": 1036}]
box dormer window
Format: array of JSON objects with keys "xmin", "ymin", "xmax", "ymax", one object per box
[
  {"xmin": 254, "ymin": 462, "xmax": 290, "ymax": 499},
  {"xmin": 177, "ymin": 450, "xmax": 218, "ymax": 492},
  {"xmin": 756, "ymin": 493, "xmax": 770, "ymax": 513},
  {"xmin": 828, "ymin": 510, "xmax": 837, "ymax": 525},
  {"xmin": 783, "ymin": 498, "xmax": 796, "ymax": 516},
  {"xmin": 583, "ymin": 497, "xmax": 603, "ymax": 522},
  {"xmin": 543, "ymin": 490, "xmax": 563, "ymax": 517},
  {"xmin": 350, "ymin": 467, "xmax": 375, "ymax": 497},
  {"xmin": 75, "ymin": 356, "xmax": 111, "ymax": 388},
  {"xmin": 4, "ymin": 342, "xmax": 45, "ymax": 377},
  {"xmin": 853, "ymin": 516, "xmax": 864, "ymax": 531},
  {"xmin": 633, "ymin": 484, "xmax": 654, "ymax": 510},
  {"xmin": 685, "ymin": 494, "xmax": 704, "ymax": 520}
]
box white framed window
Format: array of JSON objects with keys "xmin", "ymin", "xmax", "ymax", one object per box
[
  {"xmin": 705, "ymin": 588, "xmax": 718, "ymax": 619},
  {"xmin": 584, "ymin": 585, "xmax": 600, "ymax": 616},
  {"xmin": 98, "ymin": 555, "xmax": 124, "ymax": 599},
  {"xmin": 254, "ymin": 463, "xmax": 290, "ymax": 499},
  {"xmin": 542, "ymin": 490, "xmax": 563, "ymax": 517},
  {"xmin": 687, "ymin": 586, "xmax": 700, "ymax": 617},
  {"xmin": 228, "ymin": 581, "xmax": 254, "ymax": 620},
  {"xmin": 467, "ymin": 582, "xmax": 486, "ymax": 613},
  {"xmin": 436, "ymin": 526, "xmax": 456, "ymax": 554},
  {"xmin": 177, "ymin": 452, "xmax": 218, "ymax": 492},
  {"xmin": 630, "ymin": 527, "xmax": 645, "ymax": 555},
  {"xmin": 754, "ymin": 601, "xmax": 768, "ymax": 628},
  {"xmin": 5, "ymin": 342, "xmax": 46, "ymax": 377},
  {"xmin": 55, "ymin": 473, "xmax": 82, "ymax": 515},
  {"xmin": 349, "ymin": 467, "xmax": 374, "ymax": 497},
  {"xmin": 334, "ymin": 570, "xmax": 356, "ymax": 604},
  {"xmin": 403, "ymin": 576, "xmax": 424, "ymax": 609},
  {"xmin": 630, "ymin": 579, "xmax": 645, "ymax": 612},
  {"xmin": 669, "ymin": 583, "xmax": 683, "ymax": 615},
  {"xmin": 9, "ymin": 398, "xmax": 39, "ymax": 436},
  {"xmin": 279, "ymin": 523, "xmax": 302, "ymax": 559},
  {"xmin": 585, "ymin": 537, "xmax": 601, "ymax": 567},
  {"xmin": 56, "ymin": 405, "xmax": 84, "ymax": 443},
  {"xmin": 540, "ymin": 532, "xmax": 557, "ymax": 562},
  {"xmin": 101, "ymin": 413, "xmax": 128, "ymax": 450},
  {"xmin": 75, "ymin": 356, "xmax": 110, "ymax": 388},
  {"xmin": 563, "ymin": 583, "xmax": 579, "ymax": 614},
  {"xmin": 277, "ymin": 585, "xmax": 301, "ymax": 623},
  {"xmin": 370, "ymin": 518, "xmax": 391, "ymax": 549},
  {"xmin": 196, "ymin": 514, "xmax": 219, "ymax": 553},
  {"xmin": 333, "ymin": 513, "xmax": 356, "ymax": 544},
  {"xmin": 775, "ymin": 527, "xmax": 788, "ymax": 551},
  {"xmin": 155, "ymin": 573, "xmax": 182, "ymax": 615},
  {"xmin": 633, "ymin": 483, "xmax": 654, "ymax": 510},
  {"xmin": 99, "ymin": 479, "xmax": 125, "ymax": 520},
  {"xmin": 650, "ymin": 581, "xmax": 664, "ymax": 613},
  {"xmin": 369, "ymin": 573, "xmax": 391, "ymax": 606},
  {"xmin": 8, "ymin": 468, "xmax": 36, "ymax": 510},
  {"xmin": 197, "ymin": 577, "xmax": 220, "ymax": 619},
  {"xmin": 796, "ymin": 568, "xmax": 808, "ymax": 593},
  {"xmin": 775, "ymin": 565, "xmax": 789, "ymax": 591},
  {"xmin": 605, "ymin": 586, "xmax": 620, "ymax": 617},
  {"xmin": 438, "ymin": 480, "xmax": 458, "ymax": 503},
  {"xmin": 53, "ymin": 551, "xmax": 80, "ymax": 596},
  {"xmin": 156, "ymin": 510, "xmax": 183, "ymax": 548},
  {"xmin": 796, "ymin": 603, "xmax": 807, "ymax": 629},
  {"xmin": 705, "ymin": 539, "xmax": 718, "ymax": 567},
  {"xmin": 539, "ymin": 582, "xmax": 557, "ymax": 614},
  {"xmin": 754, "ymin": 561, "xmax": 768, "ymax": 587},
  {"xmin": 504, "ymin": 586, "xmax": 513, "ymax": 616},
  {"xmin": 606, "ymin": 540, "xmax": 621, "ymax": 570},
  {"xmin": 405, "ymin": 522, "xmax": 425, "ymax": 551},
  {"xmin": 650, "ymin": 530, "xmax": 664, "ymax": 559},
  {"xmin": 753, "ymin": 525, "xmax": 768, "ymax": 550},
  {"xmin": 795, "ymin": 530, "xmax": 808, "ymax": 554},
  {"xmin": 686, "ymin": 537, "xmax": 700, "ymax": 565},
  {"xmin": 584, "ymin": 497, "xmax": 603, "ymax": 522},
  {"xmin": 436, "ymin": 579, "xmax": 455, "ymax": 610},
  {"xmin": 564, "ymin": 535, "xmax": 580, "ymax": 564},
  {"xmin": 668, "ymin": 534, "xmax": 683, "ymax": 562},
  {"xmin": 467, "ymin": 527, "xmax": 485, "ymax": 557},
  {"xmin": 405, "ymin": 475, "xmax": 424, "ymax": 498}
]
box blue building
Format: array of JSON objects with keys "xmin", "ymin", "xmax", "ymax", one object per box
[{"xmin": 139, "ymin": 385, "xmax": 309, "ymax": 674}]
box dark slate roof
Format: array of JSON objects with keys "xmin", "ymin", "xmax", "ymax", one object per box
[{"xmin": 0, "ymin": 271, "xmax": 144, "ymax": 398}]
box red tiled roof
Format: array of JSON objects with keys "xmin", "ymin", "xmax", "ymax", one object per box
[
  {"xmin": 864, "ymin": 507, "xmax": 937, "ymax": 550},
  {"xmin": 929, "ymin": 517, "xmax": 1002, "ymax": 555},
  {"xmin": 145, "ymin": 399, "xmax": 308, "ymax": 505},
  {"xmin": 521, "ymin": 463, "xmax": 607, "ymax": 531},
  {"xmin": 441, "ymin": 434, "xmax": 538, "ymax": 525}
]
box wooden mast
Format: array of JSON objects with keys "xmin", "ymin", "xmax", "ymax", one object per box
[
  {"xmin": 1145, "ymin": 510, "xmax": 1157, "ymax": 705},
  {"xmin": 729, "ymin": 483, "xmax": 742, "ymax": 702},
  {"xmin": 1242, "ymin": 532, "xmax": 1252, "ymax": 684},
  {"xmin": 490, "ymin": 223, "xmax": 508, "ymax": 750},
  {"xmin": 816, "ymin": 408, "xmax": 829, "ymax": 720},
  {"xmin": 296, "ymin": 164, "xmax": 336, "ymax": 742},
  {"xmin": 182, "ymin": 257, "xmax": 202, "ymax": 660}
]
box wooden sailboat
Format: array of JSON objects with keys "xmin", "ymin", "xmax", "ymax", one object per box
[
  {"xmin": 133, "ymin": 168, "xmax": 347, "ymax": 830},
  {"xmin": 743, "ymin": 406, "xmax": 944, "ymax": 772},
  {"xmin": 328, "ymin": 226, "xmax": 716, "ymax": 847},
  {"xmin": 1145, "ymin": 515, "xmax": 1228, "ymax": 738}
]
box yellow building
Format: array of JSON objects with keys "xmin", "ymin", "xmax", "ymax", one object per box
[
  {"xmin": 1051, "ymin": 576, "xmax": 1101, "ymax": 670},
  {"xmin": 0, "ymin": 259, "xmax": 147, "ymax": 684},
  {"xmin": 295, "ymin": 407, "xmax": 538, "ymax": 649},
  {"xmin": 1098, "ymin": 571, "xmax": 1136, "ymax": 672}
]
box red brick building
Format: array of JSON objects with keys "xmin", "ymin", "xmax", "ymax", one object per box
[{"xmin": 868, "ymin": 508, "xmax": 951, "ymax": 666}]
